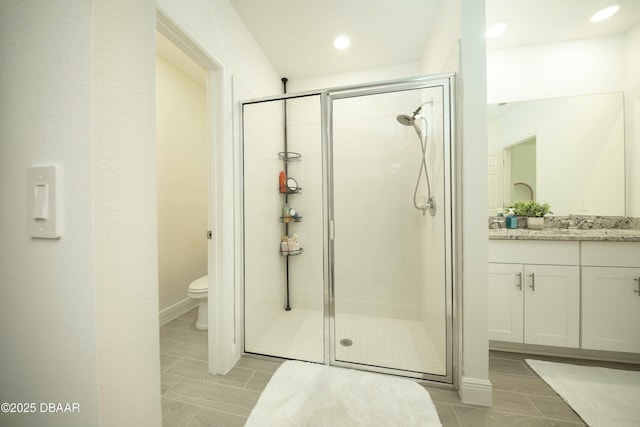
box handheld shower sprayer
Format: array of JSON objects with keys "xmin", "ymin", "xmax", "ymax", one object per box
[
  {"xmin": 395, "ymin": 102, "xmax": 431, "ymax": 127},
  {"xmin": 396, "ymin": 102, "xmax": 436, "ymax": 216}
]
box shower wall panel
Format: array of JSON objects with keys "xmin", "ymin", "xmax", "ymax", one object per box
[
  {"xmin": 243, "ymin": 95, "xmax": 324, "ymax": 363},
  {"xmin": 243, "ymin": 101, "xmax": 286, "ymax": 351},
  {"xmin": 418, "ymin": 93, "xmax": 448, "ymax": 366},
  {"xmin": 332, "ymin": 90, "xmax": 424, "ymax": 320},
  {"xmin": 284, "ymin": 97, "xmax": 323, "ymax": 311}
]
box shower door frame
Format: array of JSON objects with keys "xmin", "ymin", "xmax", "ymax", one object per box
[
  {"xmin": 323, "ymin": 74, "xmax": 457, "ymax": 383},
  {"xmin": 239, "ymin": 73, "xmax": 458, "ymax": 384}
]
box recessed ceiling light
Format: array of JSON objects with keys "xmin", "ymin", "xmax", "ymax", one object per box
[
  {"xmin": 590, "ymin": 5, "xmax": 620, "ymax": 23},
  {"xmin": 486, "ymin": 22, "xmax": 508, "ymax": 38},
  {"xmin": 333, "ymin": 35, "xmax": 350, "ymax": 50}
]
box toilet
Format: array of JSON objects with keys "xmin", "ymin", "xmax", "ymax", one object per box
[{"xmin": 188, "ymin": 275, "xmax": 208, "ymax": 330}]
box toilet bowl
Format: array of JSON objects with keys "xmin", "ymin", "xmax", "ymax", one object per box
[{"xmin": 188, "ymin": 275, "xmax": 208, "ymax": 330}]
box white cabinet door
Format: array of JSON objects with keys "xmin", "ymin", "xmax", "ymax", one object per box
[
  {"xmin": 582, "ymin": 267, "xmax": 640, "ymax": 353},
  {"xmin": 523, "ymin": 265, "xmax": 580, "ymax": 348},
  {"xmin": 488, "ymin": 263, "xmax": 524, "ymax": 343}
]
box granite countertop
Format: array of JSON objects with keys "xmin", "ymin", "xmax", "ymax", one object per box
[
  {"xmin": 488, "ymin": 228, "xmax": 640, "ymax": 242},
  {"xmin": 488, "ymin": 216, "xmax": 640, "ymax": 241}
]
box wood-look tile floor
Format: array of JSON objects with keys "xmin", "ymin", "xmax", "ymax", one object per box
[{"xmin": 160, "ymin": 309, "xmax": 638, "ymax": 426}]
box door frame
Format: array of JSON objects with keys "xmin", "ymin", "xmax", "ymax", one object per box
[
  {"xmin": 324, "ymin": 75, "xmax": 456, "ymax": 382},
  {"xmin": 238, "ymin": 73, "xmax": 457, "ymax": 384},
  {"xmin": 156, "ymin": 9, "xmax": 233, "ymax": 374}
]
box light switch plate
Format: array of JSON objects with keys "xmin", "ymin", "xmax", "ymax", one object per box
[{"xmin": 27, "ymin": 165, "xmax": 63, "ymax": 239}]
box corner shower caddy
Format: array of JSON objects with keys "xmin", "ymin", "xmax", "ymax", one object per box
[
  {"xmin": 279, "ymin": 150, "xmax": 303, "ymax": 312},
  {"xmin": 279, "ymin": 150, "xmax": 304, "ymax": 257}
]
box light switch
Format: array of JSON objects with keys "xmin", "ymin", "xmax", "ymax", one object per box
[
  {"xmin": 33, "ymin": 183, "xmax": 49, "ymax": 220},
  {"xmin": 27, "ymin": 165, "xmax": 63, "ymax": 239}
]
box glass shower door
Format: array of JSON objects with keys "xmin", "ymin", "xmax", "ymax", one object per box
[
  {"xmin": 242, "ymin": 95, "xmax": 325, "ymax": 363},
  {"xmin": 329, "ymin": 82, "xmax": 453, "ymax": 379}
]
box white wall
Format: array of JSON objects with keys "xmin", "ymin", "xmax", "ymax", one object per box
[
  {"xmin": 421, "ymin": 0, "xmax": 491, "ymax": 406},
  {"xmin": 487, "ymin": 31, "xmax": 640, "ymax": 216},
  {"xmin": 458, "ymin": 0, "xmax": 490, "ymax": 406},
  {"xmin": 626, "ymin": 25, "xmax": 640, "ymax": 217},
  {"xmin": 487, "ymin": 36, "xmax": 625, "ymax": 104},
  {"xmin": 288, "ymin": 62, "xmax": 421, "ymax": 92},
  {"xmin": 0, "ymin": 0, "xmax": 161, "ymax": 425},
  {"xmin": 0, "ymin": 2, "xmax": 98, "ymax": 425},
  {"xmin": 156, "ymin": 52, "xmax": 208, "ymax": 312},
  {"xmin": 93, "ymin": 2, "xmax": 160, "ymax": 423},
  {"xmin": 421, "ymin": 0, "xmax": 461, "ymax": 74}
]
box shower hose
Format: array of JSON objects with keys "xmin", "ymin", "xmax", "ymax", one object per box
[{"xmin": 411, "ymin": 116, "xmax": 432, "ymax": 214}]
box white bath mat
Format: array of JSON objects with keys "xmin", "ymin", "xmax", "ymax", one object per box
[
  {"xmin": 526, "ymin": 359, "xmax": 640, "ymax": 427},
  {"xmin": 245, "ymin": 360, "xmax": 441, "ymax": 427}
]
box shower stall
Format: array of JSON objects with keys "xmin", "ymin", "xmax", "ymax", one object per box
[{"xmin": 241, "ymin": 74, "xmax": 456, "ymax": 382}]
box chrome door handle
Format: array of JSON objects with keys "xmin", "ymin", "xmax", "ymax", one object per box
[
  {"xmin": 634, "ymin": 277, "xmax": 640, "ymax": 295},
  {"xmin": 529, "ymin": 273, "xmax": 535, "ymax": 291},
  {"xmin": 516, "ymin": 272, "xmax": 522, "ymax": 290}
]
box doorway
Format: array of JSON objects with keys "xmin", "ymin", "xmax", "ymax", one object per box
[
  {"xmin": 156, "ymin": 30, "xmax": 208, "ymax": 323},
  {"xmin": 156, "ymin": 10, "xmax": 230, "ymax": 374},
  {"xmin": 504, "ymin": 136, "xmax": 536, "ymax": 204}
]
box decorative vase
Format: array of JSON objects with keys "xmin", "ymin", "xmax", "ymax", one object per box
[{"xmin": 527, "ymin": 217, "xmax": 544, "ymax": 230}]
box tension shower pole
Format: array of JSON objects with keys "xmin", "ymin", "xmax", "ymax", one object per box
[{"xmin": 282, "ymin": 77, "xmax": 292, "ymax": 311}]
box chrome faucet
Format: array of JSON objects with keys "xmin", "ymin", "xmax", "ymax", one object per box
[{"xmin": 489, "ymin": 219, "xmax": 504, "ymax": 229}]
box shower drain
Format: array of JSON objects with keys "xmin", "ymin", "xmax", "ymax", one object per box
[{"xmin": 339, "ymin": 338, "xmax": 353, "ymax": 347}]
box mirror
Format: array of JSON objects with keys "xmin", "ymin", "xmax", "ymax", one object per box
[
  {"xmin": 286, "ymin": 177, "xmax": 298, "ymax": 192},
  {"xmin": 488, "ymin": 92, "xmax": 625, "ymax": 216}
]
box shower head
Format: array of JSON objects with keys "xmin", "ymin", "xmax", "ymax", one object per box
[
  {"xmin": 397, "ymin": 104, "xmax": 425, "ymax": 126},
  {"xmin": 396, "ymin": 114, "xmax": 415, "ymax": 126}
]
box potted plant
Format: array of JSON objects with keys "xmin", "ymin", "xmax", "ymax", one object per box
[{"xmin": 508, "ymin": 201, "xmax": 552, "ymax": 230}]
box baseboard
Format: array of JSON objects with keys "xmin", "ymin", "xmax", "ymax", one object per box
[
  {"xmin": 159, "ymin": 297, "xmax": 198, "ymax": 327},
  {"xmin": 460, "ymin": 376, "xmax": 492, "ymax": 407},
  {"xmin": 490, "ymin": 341, "xmax": 640, "ymax": 365}
]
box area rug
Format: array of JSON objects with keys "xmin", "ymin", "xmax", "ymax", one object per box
[
  {"xmin": 245, "ymin": 360, "xmax": 441, "ymax": 427},
  {"xmin": 526, "ymin": 359, "xmax": 640, "ymax": 427}
]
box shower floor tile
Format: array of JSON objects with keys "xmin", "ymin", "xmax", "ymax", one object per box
[
  {"xmin": 247, "ymin": 309, "xmax": 324, "ymax": 363},
  {"xmin": 335, "ymin": 313, "xmax": 446, "ymax": 375},
  {"xmin": 248, "ymin": 309, "xmax": 445, "ymax": 375}
]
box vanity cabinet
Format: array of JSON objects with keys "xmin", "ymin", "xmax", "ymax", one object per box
[
  {"xmin": 581, "ymin": 242, "xmax": 640, "ymax": 353},
  {"xmin": 489, "ymin": 241, "xmax": 580, "ymax": 348}
]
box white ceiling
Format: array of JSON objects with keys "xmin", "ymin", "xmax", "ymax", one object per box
[
  {"xmin": 228, "ymin": 0, "xmax": 442, "ymax": 79},
  {"xmin": 229, "ymin": 0, "xmax": 640, "ymax": 79},
  {"xmin": 486, "ymin": 0, "xmax": 640, "ymax": 50}
]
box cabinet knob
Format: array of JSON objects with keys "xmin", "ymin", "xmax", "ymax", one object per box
[
  {"xmin": 634, "ymin": 277, "xmax": 640, "ymax": 295},
  {"xmin": 516, "ymin": 272, "xmax": 522, "ymax": 290}
]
